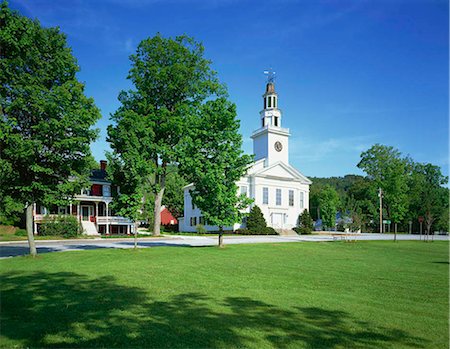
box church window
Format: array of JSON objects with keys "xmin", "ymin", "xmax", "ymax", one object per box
[
  {"xmin": 300, "ymin": 192, "xmax": 304, "ymax": 209},
  {"xmin": 268, "ymin": 96, "xmax": 272, "ymax": 108},
  {"xmin": 289, "ymin": 190, "xmax": 294, "ymax": 206},
  {"xmin": 276, "ymin": 189, "xmax": 282, "ymax": 206},
  {"xmin": 263, "ymin": 187, "xmax": 268, "ymax": 204},
  {"xmin": 274, "ymin": 117, "xmax": 279, "ymax": 127},
  {"xmin": 264, "ymin": 97, "xmax": 267, "ymax": 109},
  {"xmin": 262, "ymin": 118, "xmax": 265, "ymax": 127},
  {"xmin": 241, "ymin": 186, "xmax": 248, "ymax": 197},
  {"xmin": 273, "ymin": 97, "xmax": 277, "ymax": 108}
]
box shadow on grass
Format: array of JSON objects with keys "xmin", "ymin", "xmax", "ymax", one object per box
[{"xmin": 0, "ymin": 271, "xmax": 427, "ymax": 348}]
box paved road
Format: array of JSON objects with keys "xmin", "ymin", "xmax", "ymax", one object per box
[{"xmin": 0, "ymin": 233, "xmax": 448, "ymax": 258}]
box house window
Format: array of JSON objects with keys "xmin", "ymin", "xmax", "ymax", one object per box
[
  {"xmin": 289, "ymin": 190, "xmax": 294, "ymax": 206},
  {"xmin": 276, "ymin": 189, "xmax": 282, "ymax": 206},
  {"xmin": 263, "ymin": 187, "xmax": 268, "ymax": 205},
  {"xmin": 199, "ymin": 216, "xmax": 205, "ymax": 225},
  {"xmin": 190, "ymin": 217, "xmax": 197, "ymax": 226},
  {"xmin": 300, "ymin": 192, "xmax": 304, "ymax": 209},
  {"xmin": 241, "ymin": 186, "xmax": 248, "ymax": 197},
  {"xmin": 103, "ymin": 185, "xmax": 111, "ymax": 197},
  {"xmin": 58, "ymin": 206, "xmax": 67, "ymax": 215}
]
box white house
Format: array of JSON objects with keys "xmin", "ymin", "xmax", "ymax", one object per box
[{"xmin": 179, "ymin": 79, "xmax": 311, "ymax": 232}]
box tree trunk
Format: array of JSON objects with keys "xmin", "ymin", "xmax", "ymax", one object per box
[
  {"xmin": 218, "ymin": 226, "xmax": 224, "ymax": 248},
  {"xmin": 425, "ymin": 211, "xmax": 434, "ymax": 243},
  {"xmin": 394, "ymin": 222, "xmax": 397, "ymax": 242},
  {"xmin": 134, "ymin": 222, "xmax": 138, "ymax": 249},
  {"xmin": 153, "ymin": 184, "xmax": 165, "ymax": 236},
  {"xmin": 26, "ymin": 203, "xmax": 37, "ymax": 257}
]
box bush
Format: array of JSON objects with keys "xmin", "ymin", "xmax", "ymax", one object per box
[
  {"xmin": 336, "ymin": 221, "xmax": 346, "ymax": 232},
  {"xmin": 295, "ymin": 210, "xmax": 314, "ymax": 235},
  {"xmin": 196, "ymin": 224, "xmax": 207, "ymax": 234},
  {"xmin": 235, "ymin": 228, "xmax": 251, "ymax": 235},
  {"xmin": 14, "ymin": 229, "xmax": 27, "ymax": 236},
  {"xmin": 39, "ymin": 215, "xmax": 82, "ymax": 238},
  {"xmin": 263, "ymin": 227, "xmax": 277, "ymax": 235},
  {"xmin": 235, "ymin": 227, "xmax": 277, "ymax": 235},
  {"xmin": 246, "ymin": 206, "xmax": 267, "ymax": 232}
]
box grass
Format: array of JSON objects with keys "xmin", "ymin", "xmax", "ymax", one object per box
[{"xmin": 0, "ymin": 241, "xmax": 448, "ymax": 348}]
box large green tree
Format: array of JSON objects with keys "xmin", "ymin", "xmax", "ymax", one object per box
[
  {"xmin": 408, "ymin": 162, "xmax": 448, "ymax": 239},
  {"xmin": 358, "ymin": 144, "xmax": 409, "ymax": 240},
  {"xmin": 318, "ymin": 185, "xmax": 340, "ymax": 230},
  {"xmin": 108, "ymin": 34, "xmax": 223, "ymax": 236},
  {"xmin": 0, "ymin": 3, "xmax": 100, "ymax": 256},
  {"xmin": 180, "ymin": 98, "xmax": 253, "ymax": 247}
]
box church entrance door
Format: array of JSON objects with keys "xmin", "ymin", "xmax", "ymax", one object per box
[{"xmin": 272, "ymin": 213, "xmax": 284, "ymax": 228}]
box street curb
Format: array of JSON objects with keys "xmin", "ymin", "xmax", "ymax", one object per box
[{"xmin": 0, "ymin": 236, "xmax": 179, "ymax": 245}]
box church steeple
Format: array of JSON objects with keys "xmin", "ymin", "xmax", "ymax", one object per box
[
  {"xmin": 261, "ymin": 81, "xmax": 281, "ymax": 127},
  {"xmin": 251, "ymin": 71, "xmax": 290, "ymax": 166}
]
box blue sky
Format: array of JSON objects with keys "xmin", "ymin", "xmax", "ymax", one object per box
[{"xmin": 10, "ymin": 0, "xmax": 449, "ymax": 178}]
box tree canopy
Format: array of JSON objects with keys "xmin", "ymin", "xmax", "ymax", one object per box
[
  {"xmin": 0, "ymin": 2, "xmax": 100, "ymax": 255},
  {"xmin": 179, "ymin": 98, "xmax": 253, "ymax": 246},
  {"xmin": 107, "ymin": 34, "xmax": 224, "ymax": 236},
  {"xmin": 311, "ymin": 144, "xmax": 448, "ymax": 235}
]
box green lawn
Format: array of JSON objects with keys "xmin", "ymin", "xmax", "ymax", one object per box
[{"xmin": 0, "ymin": 241, "xmax": 448, "ymax": 348}]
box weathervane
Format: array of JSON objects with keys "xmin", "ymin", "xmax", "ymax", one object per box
[{"xmin": 263, "ymin": 68, "xmax": 276, "ymax": 83}]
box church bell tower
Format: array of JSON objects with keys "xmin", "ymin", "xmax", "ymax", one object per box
[{"xmin": 251, "ymin": 71, "xmax": 290, "ymax": 166}]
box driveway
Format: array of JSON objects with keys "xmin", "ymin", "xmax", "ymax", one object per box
[{"xmin": 0, "ymin": 233, "xmax": 448, "ymax": 258}]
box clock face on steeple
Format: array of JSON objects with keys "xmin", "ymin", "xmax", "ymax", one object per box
[{"xmin": 274, "ymin": 141, "xmax": 283, "ymax": 152}]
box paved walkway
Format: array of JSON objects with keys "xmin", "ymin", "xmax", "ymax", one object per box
[{"xmin": 0, "ymin": 233, "xmax": 447, "ymax": 258}]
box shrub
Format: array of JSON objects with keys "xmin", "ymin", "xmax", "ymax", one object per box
[
  {"xmin": 336, "ymin": 221, "xmax": 346, "ymax": 232},
  {"xmin": 246, "ymin": 205, "xmax": 267, "ymax": 232},
  {"xmin": 295, "ymin": 210, "xmax": 314, "ymax": 235},
  {"xmin": 247, "ymin": 205, "xmax": 271, "ymax": 235},
  {"xmin": 235, "ymin": 228, "xmax": 251, "ymax": 235},
  {"xmin": 196, "ymin": 224, "xmax": 207, "ymax": 234},
  {"xmin": 263, "ymin": 227, "xmax": 277, "ymax": 235},
  {"xmin": 14, "ymin": 229, "xmax": 27, "ymax": 236},
  {"xmin": 39, "ymin": 215, "xmax": 82, "ymax": 238}
]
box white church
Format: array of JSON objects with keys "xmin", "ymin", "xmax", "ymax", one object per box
[{"xmin": 179, "ymin": 77, "xmax": 312, "ymax": 232}]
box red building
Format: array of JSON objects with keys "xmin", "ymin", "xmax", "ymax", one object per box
[{"xmin": 160, "ymin": 206, "xmax": 178, "ymax": 226}]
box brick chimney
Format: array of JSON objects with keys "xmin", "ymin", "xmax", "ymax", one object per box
[{"xmin": 100, "ymin": 160, "xmax": 107, "ymax": 171}]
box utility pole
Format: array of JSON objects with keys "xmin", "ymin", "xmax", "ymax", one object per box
[{"xmin": 378, "ymin": 188, "xmax": 383, "ymax": 234}]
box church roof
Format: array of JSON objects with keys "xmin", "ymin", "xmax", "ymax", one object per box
[{"xmin": 247, "ymin": 160, "xmax": 312, "ymax": 184}]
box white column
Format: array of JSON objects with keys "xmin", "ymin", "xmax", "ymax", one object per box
[
  {"xmin": 69, "ymin": 203, "xmax": 72, "ymax": 216},
  {"xmin": 106, "ymin": 202, "xmax": 109, "ymax": 235},
  {"xmin": 33, "ymin": 203, "xmax": 37, "ymax": 235},
  {"xmin": 127, "ymin": 224, "xmax": 130, "ymax": 235},
  {"xmin": 95, "ymin": 202, "xmax": 99, "ymax": 229},
  {"xmin": 77, "ymin": 203, "xmax": 81, "ymax": 222}
]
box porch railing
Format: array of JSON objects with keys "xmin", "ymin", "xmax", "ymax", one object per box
[{"xmin": 96, "ymin": 216, "xmax": 132, "ymax": 224}]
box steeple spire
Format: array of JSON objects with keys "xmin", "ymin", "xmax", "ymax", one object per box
[{"xmin": 261, "ymin": 70, "xmax": 279, "ymax": 124}]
